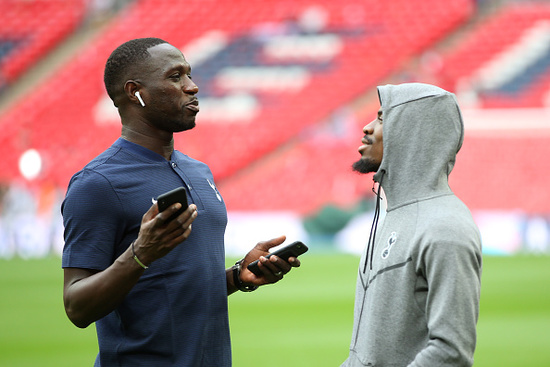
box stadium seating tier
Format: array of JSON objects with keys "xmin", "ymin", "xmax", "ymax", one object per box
[{"xmin": 7, "ymin": 0, "xmax": 548, "ymax": 215}]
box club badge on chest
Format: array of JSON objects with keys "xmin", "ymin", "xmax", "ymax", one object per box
[{"xmin": 381, "ymin": 232, "xmax": 397, "ymax": 259}]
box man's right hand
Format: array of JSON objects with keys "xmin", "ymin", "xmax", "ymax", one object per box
[
  {"xmin": 63, "ymin": 202, "xmax": 197, "ymax": 328},
  {"xmin": 132, "ymin": 202, "xmax": 198, "ymax": 267}
]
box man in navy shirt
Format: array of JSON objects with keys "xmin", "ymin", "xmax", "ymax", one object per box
[{"xmin": 62, "ymin": 38, "xmax": 301, "ymax": 366}]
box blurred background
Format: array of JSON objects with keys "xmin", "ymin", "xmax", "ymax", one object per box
[
  {"xmin": 0, "ymin": 0, "xmax": 549, "ymax": 366},
  {"xmin": 0, "ymin": 0, "xmax": 550, "ymax": 258}
]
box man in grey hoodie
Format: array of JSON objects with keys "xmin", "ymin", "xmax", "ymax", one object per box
[{"xmin": 343, "ymin": 83, "xmax": 482, "ymax": 366}]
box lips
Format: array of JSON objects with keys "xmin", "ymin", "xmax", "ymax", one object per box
[
  {"xmin": 185, "ymin": 99, "xmax": 199, "ymax": 113},
  {"xmin": 358, "ymin": 137, "xmax": 371, "ymax": 153}
]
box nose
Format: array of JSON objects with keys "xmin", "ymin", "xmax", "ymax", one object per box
[
  {"xmin": 363, "ymin": 119, "xmax": 376, "ymax": 134},
  {"xmin": 184, "ymin": 78, "xmax": 199, "ymax": 95}
]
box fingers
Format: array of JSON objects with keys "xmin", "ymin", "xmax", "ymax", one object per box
[
  {"xmin": 134, "ymin": 201, "xmax": 199, "ymax": 267},
  {"xmin": 252, "ymin": 254, "xmax": 296, "ymax": 281},
  {"xmin": 156, "ymin": 202, "xmax": 192, "ymax": 222},
  {"xmin": 141, "ymin": 204, "xmax": 197, "ymax": 249},
  {"xmin": 252, "ymin": 256, "xmax": 284, "ymax": 283},
  {"xmin": 156, "ymin": 203, "xmax": 196, "ymax": 226},
  {"xmin": 286, "ymin": 256, "xmax": 301, "ymax": 268},
  {"xmin": 163, "ymin": 205, "xmax": 197, "ymax": 242}
]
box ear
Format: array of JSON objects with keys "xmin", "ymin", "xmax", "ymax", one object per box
[{"xmin": 124, "ymin": 80, "xmax": 142, "ymax": 106}]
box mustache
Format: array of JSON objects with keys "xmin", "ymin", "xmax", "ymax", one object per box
[{"xmin": 362, "ymin": 136, "xmax": 373, "ymax": 145}]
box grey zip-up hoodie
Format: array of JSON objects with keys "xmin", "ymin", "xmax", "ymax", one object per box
[{"xmin": 342, "ymin": 83, "xmax": 482, "ymax": 367}]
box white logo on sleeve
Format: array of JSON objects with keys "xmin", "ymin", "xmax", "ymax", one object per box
[
  {"xmin": 381, "ymin": 232, "xmax": 397, "ymax": 259},
  {"xmin": 207, "ymin": 179, "xmax": 222, "ymax": 202}
]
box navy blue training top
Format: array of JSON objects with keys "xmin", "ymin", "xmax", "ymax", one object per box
[{"xmin": 62, "ymin": 138, "xmax": 231, "ymax": 366}]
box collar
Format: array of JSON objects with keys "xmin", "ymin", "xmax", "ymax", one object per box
[{"xmin": 113, "ymin": 138, "xmax": 174, "ymax": 163}]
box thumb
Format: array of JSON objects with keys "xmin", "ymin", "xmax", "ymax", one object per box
[
  {"xmin": 142, "ymin": 201, "xmax": 160, "ymax": 222},
  {"xmin": 255, "ymin": 235, "xmax": 286, "ymax": 252}
]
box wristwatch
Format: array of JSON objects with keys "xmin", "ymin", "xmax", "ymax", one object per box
[{"xmin": 232, "ymin": 259, "xmax": 258, "ymax": 292}]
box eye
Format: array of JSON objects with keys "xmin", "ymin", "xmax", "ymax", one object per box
[
  {"xmin": 170, "ymin": 73, "xmax": 181, "ymax": 81},
  {"xmin": 187, "ymin": 73, "xmax": 193, "ymax": 80}
]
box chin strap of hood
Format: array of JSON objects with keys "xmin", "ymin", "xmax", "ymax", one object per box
[{"xmin": 364, "ymin": 170, "xmax": 385, "ymax": 273}]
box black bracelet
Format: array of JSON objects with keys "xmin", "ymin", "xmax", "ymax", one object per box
[{"xmin": 232, "ymin": 259, "xmax": 258, "ymax": 292}]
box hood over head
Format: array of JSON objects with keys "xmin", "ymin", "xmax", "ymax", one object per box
[{"xmin": 374, "ymin": 83, "xmax": 464, "ymax": 211}]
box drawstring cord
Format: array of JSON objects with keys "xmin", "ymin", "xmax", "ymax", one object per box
[{"xmin": 363, "ymin": 171, "xmax": 384, "ymax": 273}]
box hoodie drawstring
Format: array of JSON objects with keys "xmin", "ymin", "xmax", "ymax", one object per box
[{"xmin": 363, "ymin": 171, "xmax": 384, "ymax": 273}]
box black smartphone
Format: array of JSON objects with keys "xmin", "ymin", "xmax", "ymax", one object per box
[
  {"xmin": 247, "ymin": 241, "xmax": 308, "ymax": 276},
  {"xmin": 157, "ymin": 187, "xmax": 189, "ymax": 221}
]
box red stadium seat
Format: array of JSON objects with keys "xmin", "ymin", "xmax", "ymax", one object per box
[
  {"xmin": 0, "ymin": 0, "xmax": 474, "ymax": 214},
  {"xmin": 0, "ymin": 0, "xmax": 86, "ymax": 84}
]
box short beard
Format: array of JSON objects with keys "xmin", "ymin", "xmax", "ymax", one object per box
[
  {"xmin": 181, "ymin": 121, "xmax": 196, "ymax": 132},
  {"xmin": 352, "ymin": 158, "xmax": 380, "ymax": 174},
  {"xmin": 174, "ymin": 120, "xmax": 196, "ymax": 132}
]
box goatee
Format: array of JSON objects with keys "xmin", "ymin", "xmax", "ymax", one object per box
[{"xmin": 352, "ymin": 158, "xmax": 380, "ymax": 174}]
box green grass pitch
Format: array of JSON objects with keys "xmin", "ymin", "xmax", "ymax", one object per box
[{"xmin": 0, "ymin": 254, "xmax": 549, "ymax": 366}]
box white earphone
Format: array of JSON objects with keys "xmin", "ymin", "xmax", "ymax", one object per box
[{"xmin": 135, "ymin": 91, "xmax": 146, "ymax": 107}]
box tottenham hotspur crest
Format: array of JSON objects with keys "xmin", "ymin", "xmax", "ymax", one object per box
[
  {"xmin": 207, "ymin": 179, "xmax": 222, "ymax": 202},
  {"xmin": 381, "ymin": 232, "xmax": 397, "ymax": 259}
]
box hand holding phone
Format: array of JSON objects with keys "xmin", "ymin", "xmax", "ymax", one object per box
[
  {"xmin": 247, "ymin": 241, "xmax": 308, "ymax": 276},
  {"xmin": 156, "ymin": 187, "xmax": 189, "ymax": 221}
]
